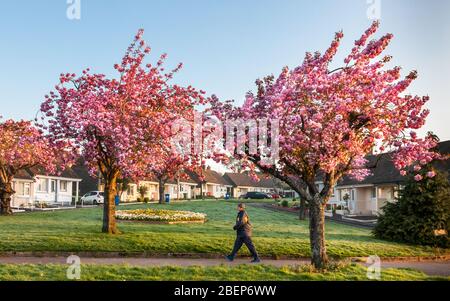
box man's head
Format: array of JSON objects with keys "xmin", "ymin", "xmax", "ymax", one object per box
[{"xmin": 237, "ymin": 203, "xmax": 245, "ymax": 212}]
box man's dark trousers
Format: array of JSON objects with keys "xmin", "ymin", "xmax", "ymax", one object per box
[{"xmin": 230, "ymin": 233, "xmax": 259, "ymax": 259}]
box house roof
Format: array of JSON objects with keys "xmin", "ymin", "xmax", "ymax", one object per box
[
  {"xmin": 187, "ymin": 169, "xmax": 232, "ymax": 186},
  {"xmin": 27, "ymin": 165, "xmax": 81, "ymax": 180},
  {"xmin": 71, "ymin": 159, "xmax": 99, "ymax": 195},
  {"xmin": 338, "ymin": 140, "xmax": 450, "ymax": 186},
  {"xmin": 167, "ymin": 172, "xmax": 198, "ymax": 185},
  {"xmin": 137, "ymin": 172, "xmax": 198, "ymax": 185},
  {"xmin": 13, "ymin": 169, "xmax": 34, "ymax": 180},
  {"xmin": 223, "ymin": 172, "xmax": 279, "ymax": 188},
  {"xmin": 433, "ymin": 140, "xmax": 450, "ymax": 176},
  {"xmin": 14, "ymin": 165, "xmax": 82, "ymax": 181}
]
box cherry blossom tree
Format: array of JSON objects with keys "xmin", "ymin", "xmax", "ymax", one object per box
[
  {"xmin": 0, "ymin": 119, "xmax": 62, "ymax": 215},
  {"xmin": 137, "ymin": 108, "xmax": 206, "ymax": 204},
  {"xmin": 40, "ymin": 29, "xmax": 206, "ymax": 234},
  {"xmin": 145, "ymin": 149, "xmax": 191, "ymax": 204},
  {"xmin": 208, "ymin": 21, "xmax": 441, "ymax": 268}
]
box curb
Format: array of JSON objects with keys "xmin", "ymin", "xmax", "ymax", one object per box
[
  {"xmin": 0, "ymin": 251, "xmax": 310, "ymax": 260},
  {"xmin": 0, "ymin": 252, "xmax": 449, "ymax": 262}
]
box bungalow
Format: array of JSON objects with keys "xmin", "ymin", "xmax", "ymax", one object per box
[
  {"xmin": 335, "ymin": 140, "xmax": 450, "ymax": 216},
  {"xmin": 119, "ymin": 174, "xmax": 198, "ymax": 202},
  {"xmin": 11, "ymin": 166, "xmax": 82, "ymax": 209},
  {"xmin": 122, "ymin": 179, "xmax": 159, "ymax": 202},
  {"xmin": 165, "ymin": 176, "xmax": 198, "ymax": 200},
  {"xmin": 223, "ymin": 172, "xmax": 280, "ymax": 198},
  {"xmin": 187, "ymin": 168, "xmax": 233, "ymax": 198}
]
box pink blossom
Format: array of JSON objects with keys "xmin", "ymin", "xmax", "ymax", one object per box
[
  {"xmin": 426, "ymin": 171, "xmax": 436, "ymax": 178},
  {"xmin": 414, "ymin": 174, "xmax": 423, "ymax": 181},
  {"xmin": 207, "ymin": 21, "xmax": 440, "ymax": 202},
  {"xmin": 38, "ymin": 29, "xmax": 207, "ymax": 231}
]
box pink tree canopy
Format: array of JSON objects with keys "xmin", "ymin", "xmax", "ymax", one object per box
[
  {"xmin": 140, "ymin": 145, "xmax": 193, "ymax": 203},
  {"xmin": 0, "ymin": 119, "xmax": 62, "ymax": 214},
  {"xmin": 39, "ymin": 29, "xmax": 206, "ymax": 233},
  {"xmin": 209, "ymin": 21, "xmax": 440, "ymax": 198},
  {"xmin": 40, "ymin": 29, "xmax": 206, "ymax": 181}
]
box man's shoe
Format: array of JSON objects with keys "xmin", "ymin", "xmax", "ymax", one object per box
[
  {"xmin": 225, "ymin": 255, "xmax": 234, "ymax": 262},
  {"xmin": 251, "ymin": 258, "xmax": 261, "ymax": 263}
]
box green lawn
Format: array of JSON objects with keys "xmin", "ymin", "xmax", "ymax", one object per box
[
  {"xmin": 0, "ymin": 263, "xmax": 447, "ymax": 281},
  {"xmin": 0, "ymin": 200, "xmax": 446, "ymax": 258}
]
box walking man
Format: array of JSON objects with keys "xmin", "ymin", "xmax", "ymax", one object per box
[{"xmin": 226, "ymin": 203, "xmax": 261, "ymax": 263}]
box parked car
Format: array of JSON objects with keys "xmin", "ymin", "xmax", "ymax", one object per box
[
  {"xmin": 80, "ymin": 191, "xmax": 104, "ymax": 205},
  {"xmin": 270, "ymin": 193, "xmax": 281, "ymax": 199},
  {"xmin": 240, "ymin": 192, "xmax": 272, "ymax": 199}
]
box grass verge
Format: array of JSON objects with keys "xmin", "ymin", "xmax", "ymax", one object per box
[{"xmin": 0, "ymin": 263, "xmax": 447, "ymax": 281}]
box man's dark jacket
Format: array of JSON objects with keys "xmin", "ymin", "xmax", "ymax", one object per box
[{"xmin": 233, "ymin": 211, "xmax": 252, "ymax": 236}]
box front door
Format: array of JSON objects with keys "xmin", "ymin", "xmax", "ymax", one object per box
[{"xmin": 50, "ymin": 180, "xmax": 57, "ymax": 203}]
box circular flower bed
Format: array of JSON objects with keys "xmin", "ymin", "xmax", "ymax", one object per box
[{"xmin": 115, "ymin": 209, "xmax": 207, "ymax": 224}]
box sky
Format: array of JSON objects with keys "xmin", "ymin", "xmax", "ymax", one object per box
[{"xmin": 0, "ymin": 0, "xmax": 449, "ymax": 140}]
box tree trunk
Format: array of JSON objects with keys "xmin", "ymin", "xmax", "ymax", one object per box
[
  {"xmin": 102, "ymin": 173, "xmax": 119, "ymax": 234},
  {"xmin": 0, "ymin": 192, "xmax": 13, "ymax": 215},
  {"xmin": 309, "ymin": 196, "xmax": 328, "ymax": 269},
  {"xmin": 0, "ymin": 181, "xmax": 14, "ymax": 216},
  {"xmin": 159, "ymin": 180, "xmax": 165, "ymax": 204},
  {"xmin": 299, "ymin": 198, "xmax": 306, "ymax": 220}
]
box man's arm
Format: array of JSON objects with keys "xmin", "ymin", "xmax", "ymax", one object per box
[{"xmin": 233, "ymin": 212, "xmax": 247, "ymax": 230}]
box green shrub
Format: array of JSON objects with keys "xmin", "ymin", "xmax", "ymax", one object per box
[
  {"xmin": 144, "ymin": 197, "xmax": 150, "ymax": 203},
  {"xmin": 281, "ymin": 200, "xmax": 289, "ymax": 208},
  {"xmin": 374, "ymin": 168, "xmax": 449, "ymax": 248}
]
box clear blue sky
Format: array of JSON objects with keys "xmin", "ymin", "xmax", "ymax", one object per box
[{"xmin": 1, "ymin": 0, "xmax": 449, "ymax": 140}]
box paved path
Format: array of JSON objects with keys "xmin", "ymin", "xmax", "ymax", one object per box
[
  {"xmin": 360, "ymin": 260, "xmax": 450, "ymax": 277},
  {"xmin": 0, "ymin": 257, "xmax": 449, "ymax": 276},
  {"xmin": 0, "ymin": 257, "xmax": 309, "ymax": 267}
]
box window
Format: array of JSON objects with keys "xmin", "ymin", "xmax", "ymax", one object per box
[
  {"xmin": 16, "ymin": 182, "xmax": 31, "ymax": 196},
  {"xmin": 60, "ymin": 181, "xmax": 68, "ymax": 192},
  {"xmin": 371, "ymin": 187, "xmax": 377, "ymax": 199},
  {"xmin": 390, "ymin": 188, "xmax": 395, "ymax": 199},
  {"xmin": 351, "ymin": 190, "xmax": 355, "ymax": 201},
  {"xmin": 24, "ymin": 183, "xmax": 31, "ymax": 196},
  {"xmin": 37, "ymin": 178, "xmax": 48, "ymax": 192},
  {"xmin": 50, "ymin": 180, "xmax": 56, "ymax": 193}
]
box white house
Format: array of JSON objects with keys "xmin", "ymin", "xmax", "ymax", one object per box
[
  {"xmin": 223, "ymin": 172, "xmax": 280, "ymax": 198},
  {"xmin": 164, "ymin": 177, "xmax": 198, "ymax": 200},
  {"xmin": 11, "ymin": 166, "xmax": 82, "ymax": 209},
  {"xmin": 333, "ymin": 153, "xmax": 408, "ymax": 216},
  {"xmin": 334, "ymin": 140, "xmax": 450, "ymax": 216},
  {"xmin": 118, "ymin": 174, "xmax": 198, "ymax": 202},
  {"xmin": 122, "ymin": 179, "xmax": 159, "ymax": 202},
  {"xmin": 335, "ymin": 183, "xmax": 399, "ymax": 216},
  {"xmin": 187, "ymin": 169, "xmax": 233, "ymax": 198}
]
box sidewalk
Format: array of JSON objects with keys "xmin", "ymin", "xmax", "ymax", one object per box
[{"xmin": 0, "ymin": 257, "xmax": 448, "ymax": 276}]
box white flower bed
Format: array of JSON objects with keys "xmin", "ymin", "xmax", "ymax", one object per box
[{"xmin": 115, "ymin": 209, "xmax": 207, "ymax": 223}]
